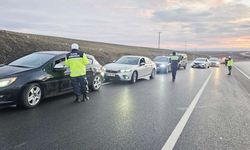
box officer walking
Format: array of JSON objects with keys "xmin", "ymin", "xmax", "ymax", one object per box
[
  {"xmin": 65, "ymin": 43, "xmax": 90, "ymax": 102},
  {"xmin": 227, "ymin": 56, "xmax": 233, "ymax": 75},
  {"xmin": 170, "ymin": 51, "xmax": 179, "ymax": 82}
]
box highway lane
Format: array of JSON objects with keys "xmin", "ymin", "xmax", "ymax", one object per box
[
  {"xmin": 174, "ymin": 64, "xmax": 250, "ymax": 150},
  {"xmin": 0, "ymin": 63, "xmax": 249, "ymax": 150}
]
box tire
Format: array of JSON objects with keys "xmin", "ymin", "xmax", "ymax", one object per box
[
  {"xmin": 19, "ymin": 83, "xmax": 42, "ymax": 108},
  {"xmin": 130, "ymin": 71, "xmax": 137, "ymax": 84},
  {"xmin": 90, "ymin": 74, "xmax": 102, "ymax": 91},
  {"xmin": 184, "ymin": 65, "xmax": 186, "ymax": 69},
  {"xmin": 150, "ymin": 69, "xmax": 156, "ymax": 79}
]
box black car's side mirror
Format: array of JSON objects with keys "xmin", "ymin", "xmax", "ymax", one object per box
[{"xmin": 54, "ymin": 63, "xmax": 67, "ymax": 71}]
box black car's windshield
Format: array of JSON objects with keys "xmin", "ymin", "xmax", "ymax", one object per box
[
  {"xmin": 195, "ymin": 58, "xmax": 207, "ymax": 62},
  {"xmin": 115, "ymin": 57, "xmax": 139, "ymax": 65},
  {"xmin": 154, "ymin": 56, "xmax": 169, "ymax": 62},
  {"xmin": 209, "ymin": 58, "xmax": 219, "ymax": 61},
  {"xmin": 9, "ymin": 53, "xmax": 55, "ymax": 68}
]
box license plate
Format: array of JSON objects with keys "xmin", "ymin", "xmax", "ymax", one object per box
[{"xmin": 106, "ymin": 73, "xmax": 116, "ymax": 77}]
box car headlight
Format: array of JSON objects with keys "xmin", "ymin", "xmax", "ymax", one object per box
[
  {"xmin": 120, "ymin": 69, "xmax": 132, "ymax": 73},
  {"xmin": 0, "ymin": 77, "xmax": 17, "ymax": 88}
]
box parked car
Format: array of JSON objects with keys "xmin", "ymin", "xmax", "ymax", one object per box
[
  {"xmin": 191, "ymin": 58, "xmax": 210, "ymax": 69},
  {"xmin": 153, "ymin": 56, "xmax": 171, "ymax": 73},
  {"xmin": 104, "ymin": 55, "xmax": 156, "ymax": 83},
  {"xmin": 174, "ymin": 53, "xmax": 188, "ymax": 69},
  {"xmin": 209, "ymin": 57, "xmax": 220, "ymax": 67},
  {"xmin": 0, "ymin": 51, "xmax": 104, "ymax": 108}
]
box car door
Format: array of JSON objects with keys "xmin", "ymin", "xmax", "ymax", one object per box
[
  {"xmin": 42, "ymin": 56, "xmax": 71, "ymax": 97},
  {"xmin": 145, "ymin": 58, "xmax": 154, "ymax": 75},
  {"xmin": 137, "ymin": 58, "xmax": 147, "ymax": 78}
]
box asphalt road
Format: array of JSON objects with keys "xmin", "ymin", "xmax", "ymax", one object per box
[{"xmin": 0, "ymin": 62, "xmax": 250, "ymax": 150}]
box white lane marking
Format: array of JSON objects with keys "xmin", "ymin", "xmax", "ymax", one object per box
[
  {"xmin": 162, "ymin": 71, "xmax": 213, "ymax": 150},
  {"xmin": 102, "ymin": 82, "xmax": 111, "ymax": 86},
  {"xmin": 234, "ymin": 65, "xmax": 250, "ymax": 80}
]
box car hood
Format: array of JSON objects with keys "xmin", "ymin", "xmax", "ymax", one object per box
[
  {"xmin": 193, "ymin": 61, "xmax": 206, "ymax": 64},
  {"xmin": 0, "ymin": 65, "xmax": 32, "ymax": 78},
  {"xmin": 209, "ymin": 60, "xmax": 219, "ymax": 63},
  {"xmin": 104, "ymin": 63, "xmax": 137, "ymax": 71}
]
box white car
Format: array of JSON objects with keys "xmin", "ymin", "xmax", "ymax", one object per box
[
  {"xmin": 191, "ymin": 58, "xmax": 210, "ymax": 69},
  {"xmin": 153, "ymin": 56, "xmax": 171, "ymax": 73},
  {"xmin": 209, "ymin": 57, "xmax": 220, "ymax": 67},
  {"xmin": 104, "ymin": 56, "xmax": 157, "ymax": 83}
]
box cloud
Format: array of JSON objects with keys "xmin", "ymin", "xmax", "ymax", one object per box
[{"xmin": 0, "ymin": 0, "xmax": 249, "ymax": 50}]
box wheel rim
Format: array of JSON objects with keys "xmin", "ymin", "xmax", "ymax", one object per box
[
  {"xmin": 27, "ymin": 86, "xmax": 41, "ymax": 106},
  {"xmin": 93, "ymin": 76, "xmax": 102, "ymax": 89}
]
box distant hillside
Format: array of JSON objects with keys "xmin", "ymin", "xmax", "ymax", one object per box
[{"xmin": 0, "ymin": 30, "xmax": 193, "ymax": 65}]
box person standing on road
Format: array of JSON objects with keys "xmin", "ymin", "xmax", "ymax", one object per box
[
  {"xmin": 65, "ymin": 43, "xmax": 90, "ymax": 102},
  {"xmin": 170, "ymin": 51, "xmax": 180, "ymax": 82},
  {"xmin": 227, "ymin": 56, "xmax": 233, "ymax": 75}
]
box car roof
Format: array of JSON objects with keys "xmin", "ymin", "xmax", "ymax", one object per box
[
  {"xmin": 35, "ymin": 51, "xmax": 93, "ymax": 58},
  {"xmin": 121, "ymin": 55, "xmax": 147, "ymax": 59}
]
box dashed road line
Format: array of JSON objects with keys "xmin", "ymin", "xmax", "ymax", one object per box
[{"xmin": 162, "ymin": 71, "xmax": 213, "ymax": 150}]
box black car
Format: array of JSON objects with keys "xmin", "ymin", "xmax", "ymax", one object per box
[{"xmin": 0, "ymin": 51, "xmax": 104, "ymax": 108}]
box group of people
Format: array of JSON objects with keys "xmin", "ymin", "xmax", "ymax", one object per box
[{"xmin": 170, "ymin": 52, "xmax": 234, "ymax": 82}]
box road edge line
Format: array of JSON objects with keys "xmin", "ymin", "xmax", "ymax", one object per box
[
  {"xmin": 161, "ymin": 71, "xmax": 213, "ymax": 150},
  {"xmin": 234, "ymin": 65, "xmax": 250, "ymax": 80}
]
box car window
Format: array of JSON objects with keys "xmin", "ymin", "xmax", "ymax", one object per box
[
  {"xmin": 153, "ymin": 56, "xmax": 169, "ymax": 62},
  {"xmin": 9, "ymin": 53, "xmax": 55, "ymax": 68},
  {"xmin": 115, "ymin": 57, "xmax": 140, "ymax": 65},
  {"xmin": 140, "ymin": 58, "xmax": 145, "ymax": 64},
  {"xmin": 55, "ymin": 57, "xmax": 65, "ymax": 66}
]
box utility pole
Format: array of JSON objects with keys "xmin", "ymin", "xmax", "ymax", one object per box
[{"xmin": 158, "ymin": 32, "xmax": 161, "ymax": 49}]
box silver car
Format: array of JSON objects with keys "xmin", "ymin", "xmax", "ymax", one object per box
[
  {"xmin": 153, "ymin": 56, "xmax": 171, "ymax": 73},
  {"xmin": 104, "ymin": 56, "xmax": 157, "ymax": 83},
  {"xmin": 209, "ymin": 57, "xmax": 220, "ymax": 67}
]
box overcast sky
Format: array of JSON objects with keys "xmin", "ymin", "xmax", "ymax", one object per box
[{"xmin": 0, "ymin": 0, "xmax": 250, "ymax": 51}]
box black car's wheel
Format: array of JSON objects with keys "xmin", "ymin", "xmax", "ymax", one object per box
[
  {"xmin": 130, "ymin": 71, "xmax": 137, "ymax": 84},
  {"xmin": 150, "ymin": 69, "xmax": 156, "ymax": 79},
  {"xmin": 90, "ymin": 74, "xmax": 102, "ymax": 91},
  {"xmin": 19, "ymin": 83, "xmax": 42, "ymax": 108}
]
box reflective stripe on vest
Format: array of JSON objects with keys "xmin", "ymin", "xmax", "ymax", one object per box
[{"xmin": 171, "ymin": 55, "xmax": 179, "ymax": 61}]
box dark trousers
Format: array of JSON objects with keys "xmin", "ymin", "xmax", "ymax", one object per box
[
  {"xmin": 228, "ymin": 66, "xmax": 232, "ymax": 75},
  {"xmin": 171, "ymin": 66, "xmax": 178, "ymax": 81},
  {"xmin": 70, "ymin": 76, "xmax": 88, "ymax": 97}
]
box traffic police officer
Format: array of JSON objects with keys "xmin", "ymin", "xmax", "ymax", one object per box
[
  {"xmin": 65, "ymin": 43, "xmax": 90, "ymax": 102},
  {"xmin": 227, "ymin": 56, "xmax": 233, "ymax": 75},
  {"xmin": 170, "ymin": 51, "xmax": 179, "ymax": 82}
]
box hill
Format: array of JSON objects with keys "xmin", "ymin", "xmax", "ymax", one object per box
[{"xmin": 0, "ymin": 30, "xmax": 193, "ymax": 65}]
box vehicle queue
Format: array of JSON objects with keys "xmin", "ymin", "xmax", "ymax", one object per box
[{"xmin": 0, "ymin": 43, "xmax": 229, "ymax": 109}]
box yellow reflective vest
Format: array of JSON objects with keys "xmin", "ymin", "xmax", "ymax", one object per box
[
  {"xmin": 227, "ymin": 59, "xmax": 233, "ymax": 66},
  {"xmin": 65, "ymin": 50, "xmax": 89, "ymax": 77}
]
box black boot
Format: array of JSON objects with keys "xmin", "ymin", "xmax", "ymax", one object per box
[
  {"xmin": 75, "ymin": 96, "xmax": 83, "ymax": 103},
  {"xmin": 83, "ymin": 94, "xmax": 89, "ymax": 101}
]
